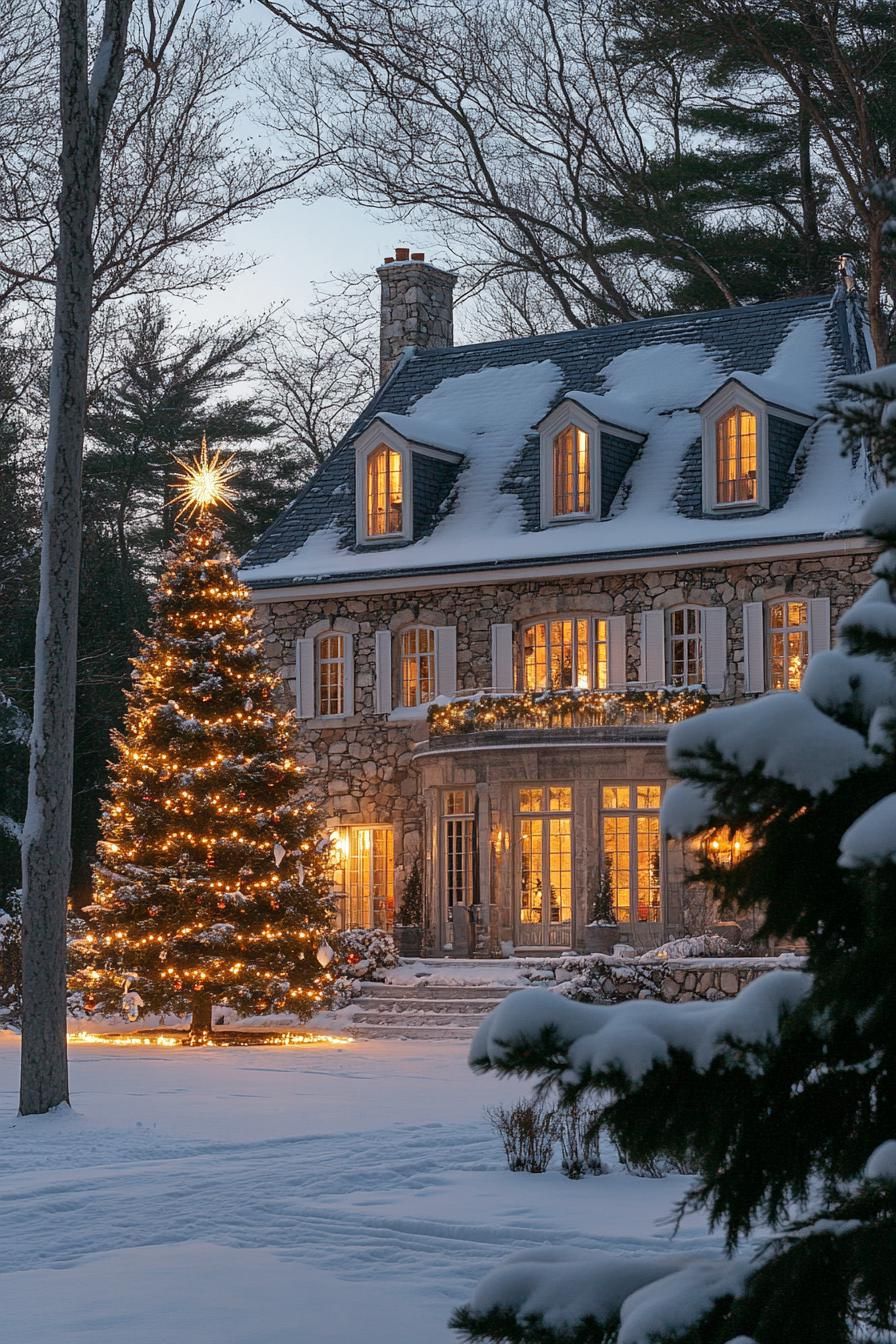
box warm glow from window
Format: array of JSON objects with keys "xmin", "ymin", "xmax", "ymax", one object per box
[
  {"xmin": 366, "ymin": 445, "xmax": 403, "ymax": 536},
  {"xmin": 332, "ymin": 826, "xmax": 394, "ymax": 928},
  {"xmin": 401, "ymin": 626, "xmax": 436, "ymax": 706},
  {"xmin": 715, "ymin": 408, "xmax": 757, "ymax": 505},
  {"xmin": 669, "ymin": 607, "xmax": 703, "ymax": 686},
  {"xmin": 700, "ymin": 827, "xmax": 751, "ymax": 866},
  {"xmin": 317, "ymin": 634, "xmax": 345, "ymax": 716},
  {"xmin": 768, "ymin": 600, "xmax": 808, "ymax": 690},
  {"xmin": 553, "ymin": 426, "xmax": 590, "ymax": 515},
  {"xmin": 600, "ymin": 783, "xmax": 662, "ymax": 922},
  {"xmin": 443, "ymin": 789, "xmax": 476, "ymax": 912},
  {"xmin": 523, "ymin": 618, "xmax": 600, "ymax": 690},
  {"xmin": 516, "ymin": 786, "xmax": 572, "ymax": 945}
]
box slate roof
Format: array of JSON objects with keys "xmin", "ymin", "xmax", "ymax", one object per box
[{"xmin": 241, "ymin": 291, "xmax": 872, "ymax": 588}]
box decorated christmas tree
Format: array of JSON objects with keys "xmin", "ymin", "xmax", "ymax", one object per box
[{"xmin": 81, "ymin": 440, "xmax": 335, "ymax": 1038}]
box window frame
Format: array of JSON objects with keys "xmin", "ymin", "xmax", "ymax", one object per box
[
  {"xmin": 316, "ymin": 631, "xmax": 347, "ymax": 718},
  {"xmin": 354, "ymin": 426, "xmax": 414, "ymax": 545},
  {"xmin": 514, "ymin": 784, "xmax": 574, "ymax": 948},
  {"xmin": 766, "ymin": 598, "xmax": 810, "ymax": 691},
  {"xmin": 598, "ymin": 782, "xmax": 664, "ymax": 925},
  {"xmin": 700, "ymin": 384, "xmax": 769, "ymax": 514},
  {"xmin": 441, "ymin": 788, "xmax": 478, "ymax": 922},
  {"xmin": 331, "ymin": 824, "xmax": 395, "ymax": 930},
  {"xmin": 714, "ymin": 405, "xmax": 759, "ymax": 507},
  {"xmin": 399, "ymin": 624, "xmax": 438, "ymax": 708},
  {"xmin": 538, "ymin": 404, "xmax": 600, "ymax": 525},
  {"xmin": 520, "ymin": 614, "xmax": 612, "ymax": 692},
  {"xmin": 667, "ymin": 605, "xmax": 704, "ymax": 687}
]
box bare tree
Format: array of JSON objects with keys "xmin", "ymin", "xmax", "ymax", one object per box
[
  {"xmin": 254, "ymin": 294, "xmax": 377, "ymax": 474},
  {"xmin": 20, "ymin": 0, "xmax": 135, "ymax": 1116}
]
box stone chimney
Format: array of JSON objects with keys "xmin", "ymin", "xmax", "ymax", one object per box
[{"xmin": 377, "ymin": 249, "xmax": 458, "ymax": 383}]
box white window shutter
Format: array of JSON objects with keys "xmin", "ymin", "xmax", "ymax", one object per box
[
  {"xmin": 639, "ymin": 610, "xmax": 666, "ymax": 686},
  {"xmin": 342, "ymin": 633, "xmax": 355, "ymax": 716},
  {"xmin": 435, "ymin": 625, "xmax": 457, "ymax": 697},
  {"xmin": 295, "ymin": 638, "xmax": 315, "ymax": 718},
  {"xmin": 702, "ymin": 607, "xmax": 727, "ymax": 695},
  {"xmin": 742, "ymin": 602, "xmax": 765, "ymax": 693},
  {"xmin": 808, "ymin": 597, "xmax": 831, "ymax": 657},
  {"xmin": 490, "ymin": 623, "xmax": 514, "ymax": 691},
  {"xmin": 607, "ymin": 615, "xmax": 627, "ymax": 690},
  {"xmin": 374, "ymin": 630, "xmax": 392, "ymax": 714}
]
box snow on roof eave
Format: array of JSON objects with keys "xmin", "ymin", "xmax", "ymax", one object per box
[
  {"xmin": 541, "ymin": 392, "xmax": 649, "ymax": 440},
  {"xmin": 242, "ymin": 526, "xmax": 869, "ymax": 589},
  {"xmin": 372, "ymin": 412, "xmax": 467, "ymax": 461},
  {"xmin": 699, "ymin": 374, "xmax": 819, "ymax": 422}
]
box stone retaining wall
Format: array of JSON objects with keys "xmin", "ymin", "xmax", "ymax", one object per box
[{"xmin": 521, "ymin": 954, "xmax": 806, "ymax": 1004}]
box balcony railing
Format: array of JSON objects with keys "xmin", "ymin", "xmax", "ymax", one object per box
[{"xmin": 427, "ymin": 686, "xmax": 711, "ymax": 738}]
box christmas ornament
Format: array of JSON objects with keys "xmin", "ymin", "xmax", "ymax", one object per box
[
  {"xmin": 273, "ymin": 842, "xmax": 286, "ymax": 868},
  {"xmin": 316, "ymin": 939, "xmax": 335, "ymax": 968}
]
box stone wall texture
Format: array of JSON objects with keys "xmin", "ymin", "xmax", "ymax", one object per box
[{"xmin": 521, "ymin": 953, "xmax": 805, "ymax": 1004}]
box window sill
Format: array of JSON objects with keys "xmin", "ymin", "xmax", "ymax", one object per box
[{"xmin": 387, "ymin": 704, "xmax": 433, "ymax": 723}]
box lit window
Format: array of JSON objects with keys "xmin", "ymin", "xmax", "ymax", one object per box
[
  {"xmin": 600, "ymin": 783, "xmax": 662, "ymax": 923},
  {"xmin": 366, "ymin": 444, "xmax": 403, "ymax": 536},
  {"xmin": 553, "ymin": 426, "xmax": 591, "ymax": 516},
  {"xmin": 515, "ymin": 786, "xmax": 572, "ymax": 947},
  {"xmin": 715, "ymin": 408, "xmax": 757, "ymax": 505},
  {"xmin": 768, "ymin": 600, "xmax": 808, "ymax": 690},
  {"xmin": 668, "ymin": 607, "xmax": 703, "ymax": 686},
  {"xmin": 400, "ymin": 626, "xmax": 436, "ymax": 706},
  {"xmin": 317, "ymin": 633, "xmax": 345, "ymax": 716},
  {"xmin": 522, "ymin": 618, "xmax": 604, "ymax": 690},
  {"xmin": 332, "ymin": 826, "xmax": 394, "ymax": 929},
  {"xmin": 442, "ymin": 789, "xmax": 476, "ymax": 916}
]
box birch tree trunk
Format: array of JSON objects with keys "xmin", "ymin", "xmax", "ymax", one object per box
[{"xmin": 19, "ymin": 0, "xmax": 133, "ymax": 1116}]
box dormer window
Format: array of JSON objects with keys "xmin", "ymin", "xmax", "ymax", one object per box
[
  {"xmin": 553, "ymin": 426, "xmax": 591, "ymax": 516},
  {"xmin": 366, "ymin": 444, "xmax": 403, "ymax": 537},
  {"xmin": 715, "ymin": 407, "xmax": 757, "ymax": 506}
]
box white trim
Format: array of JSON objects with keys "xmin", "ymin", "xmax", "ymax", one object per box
[
  {"xmin": 606, "ymin": 615, "xmax": 627, "ymax": 690},
  {"xmin": 639, "ymin": 610, "xmax": 666, "ymax": 685},
  {"xmin": 295, "ymin": 638, "xmax": 315, "ymax": 718},
  {"xmin": 743, "ymin": 602, "xmax": 766, "ymax": 694},
  {"xmin": 702, "ymin": 607, "xmax": 727, "ymax": 695},
  {"xmin": 698, "ymin": 378, "xmax": 815, "ymax": 427},
  {"xmin": 352, "ymin": 416, "xmax": 464, "ymax": 465},
  {"xmin": 247, "ymin": 534, "xmax": 872, "ymax": 601},
  {"xmin": 539, "ymin": 403, "xmax": 601, "ymax": 526},
  {"xmin": 354, "ymin": 425, "xmax": 414, "ymax": 545},
  {"xmin": 701, "ymin": 385, "xmax": 769, "ymax": 514},
  {"xmin": 374, "ymin": 629, "xmax": 393, "ymax": 713},
  {"xmin": 417, "ymin": 738, "xmax": 671, "ymax": 758},
  {"xmin": 808, "ymin": 597, "xmax": 831, "ymax": 656},
  {"xmin": 490, "ymin": 623, "xmax": 515, "ymax": 692},
  {"xmin": 435, "ymin": 625, "xmax": 457, "ymax": 697}
]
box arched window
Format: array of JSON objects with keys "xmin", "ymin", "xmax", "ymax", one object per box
[
  {"xmin": 767, "ymin": 599, "xmax": 809, "ymax": 690},
  {"xmin": 366, "ymin": 444, "xmax": 403, "ymax": 536},
  {"xmin": 552, "ymin": 425, "xmax": 591, "ymax": 516},
  {"xmin": 668, "ymin": 607, "xmax": 703, "ymax": 686},
  {"xmin": 400, "ymin": 626, "xmax": 436, "ymax": 706},
  {"xmin": 715, "ymin": 407, "xmax": 757, "ymax": 505},
  {"xmin": 316, "ymin": 632, "xmax": 345, "ymax": 717}
]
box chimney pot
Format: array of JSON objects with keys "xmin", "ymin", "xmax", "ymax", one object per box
[
  {"xmin": 384, "ymin": 256, "xmax": 394, "ymax": 264},
  {"xmin": 410, "ymin": 252, "xmax": 425, "ymax": 261},
  {"xmin": 395, "ymin": 246, "xmax": 411, "ymax": 261}
]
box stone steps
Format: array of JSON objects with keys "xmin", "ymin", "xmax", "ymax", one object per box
[{"xmin": 346, "ymin": 981, "xmax": 519, "ymax": 1040}]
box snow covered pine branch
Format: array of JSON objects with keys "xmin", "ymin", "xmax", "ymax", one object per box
[{"xmin": 455, "ymin": 405, "xmax": 896, "ymax": 1340}]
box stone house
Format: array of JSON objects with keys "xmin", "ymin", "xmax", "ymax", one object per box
[{"xmin": 240, "ymin": 250, "xmax": 876, "ymax": 956}]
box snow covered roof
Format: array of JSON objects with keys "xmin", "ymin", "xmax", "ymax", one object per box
[{"xmin": 241, "ymin": 291, "xmax": 873, "ymax": 588}]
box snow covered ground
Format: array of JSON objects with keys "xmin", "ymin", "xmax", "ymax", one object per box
[{"xmin": 0, "ymin": 1031, "xmax": 723, "ymax": 1343}]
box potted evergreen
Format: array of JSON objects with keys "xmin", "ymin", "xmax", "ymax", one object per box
[
  {"xmin": 395, "ymin": 858, "xmax": 424, "ymax": 958},
  {"xmin": 584, "ymin": 859, "xmax": 618, "ymax": 954}
]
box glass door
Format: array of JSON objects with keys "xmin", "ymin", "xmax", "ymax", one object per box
[{"xmin": 515, "ymin": 786, "xmax": 573, "ymax": 948}]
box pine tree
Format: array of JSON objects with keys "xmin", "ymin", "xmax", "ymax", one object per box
[
  {"xmin": 81, "ymin": 446, "xmax": 335, "ymax": 1039},
  {"xmin": 456, "ymin": 371, "xmax": 896, "ymax": 1338}
]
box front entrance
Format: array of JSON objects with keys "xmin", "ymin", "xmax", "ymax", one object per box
[
  {"xmin": 332, "ymin": 825, "xmax": 395, "ymax": 929},
  {"xmin": 514, "ymin": 785, "xmax": 573, "ymax": 948}
]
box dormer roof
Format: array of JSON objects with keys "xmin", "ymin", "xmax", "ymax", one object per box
[{"xmin": 241, "ymin": 291, "xmax": 873, "ymax": 588}]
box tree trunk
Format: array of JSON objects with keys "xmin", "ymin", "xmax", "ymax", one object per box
[
  {"xmin": 189, "ymin": 990, "xmax": 214, "ymax": 1041},
  {"xmin": 19, "ymin": 0, "xmax": 133, "ymax": 1116}
]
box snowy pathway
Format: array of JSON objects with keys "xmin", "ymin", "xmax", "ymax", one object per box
[{"xmin": 0, "ymin": 1034, "xmax": 722, "ymax": 1343}]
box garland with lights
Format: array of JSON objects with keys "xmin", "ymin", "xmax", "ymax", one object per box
[
  {"xmin": 427, "ymin": 686, "xmax": 711, "ymax": 737},
  {"xmin": 76, "ymin": 444, "xmax": 335, "ymax": 1039}
]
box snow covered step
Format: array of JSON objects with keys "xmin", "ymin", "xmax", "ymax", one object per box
[
  {"xmin": 359, "ymin": 984, "xmax": 518, "ymax": 1000},
  {"xmin": 351, "ymin": 1010, "xmax": 500, "ymax": 1028},
  {"xmin": 346, "ymin": 1024, "xmax": 478, "ymax": 1041},
  {"xmin": 353, "ymin": 997, "xmax": 508, "ymax": 1015},
  {"xmin": 344, "ymin": 981, "xmax": 521, "ymax": 1040}
]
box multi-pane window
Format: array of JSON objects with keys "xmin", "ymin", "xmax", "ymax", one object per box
[
  {"xmin": 516, "ymin": 786, "xmax": 573, "ymax": 947},
  {"xmin": 768, "ymin": 600, "xmax": 809, "ymax": 690},
  {"xmin": 668, "ymin": 607, "xmax": 703, "ymax": 686},
  {"xmin": 552, "ymin": 426, "xmax": 591, "ymax": 516},
  {"xmin": 715, "ymin": 408, "xmax": 757, "ymax": 505},
  {"xmin": 333, "ymin": 826, "xmax": 394, "ymax": 929},
  {"xmin": 400, "ymin": 626, "xmax": 436, "ymax": 706},
  {"xmin": 600, "ymin": 784, "xmax": 662, "ymax": 923},
  {"xmin": 442, "ymin": 789, "xmax": 477, "ymax": 916},
  {"xmin": 522, "ymin": 617, "xmax": 609, "ymax": 691},
  {"xmin": 317, "ymin": 633, "xmax": 345, "ymax": 716},
  {"xmin": 366, "ymin": 444, "xmax": 403, "ymax": 536}
]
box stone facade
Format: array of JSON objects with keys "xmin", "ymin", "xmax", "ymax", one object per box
[
  {"xmin": 377, "ymin": 253, "xmax": 458, "ymax": 383},
  {"xmin": 520, "ymin": 954, "xmax": 804, "ymax": 1004},
  {"xmin": 253, "ymin": 542, "xmax": 874, "ymax": 956}
]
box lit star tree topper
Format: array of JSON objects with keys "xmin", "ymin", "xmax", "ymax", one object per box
[{"xmin": 79, "ymin": 439, "xmax": 335, "ymax": 1040}]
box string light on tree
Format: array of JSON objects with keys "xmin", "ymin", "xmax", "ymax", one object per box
[{"xmin": 75, "ymin": 439, "xmax": 335, "ymax": 1041}]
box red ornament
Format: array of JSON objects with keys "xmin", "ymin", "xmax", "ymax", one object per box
[
  {"xmin": 217, "ymin": 900, "xmax": 227, "ymax": 910},
  {"xmin": 270, "ymin": 898, "xmax": 280, "ymax": 910},
  {"xmin": 346, "ymin": 952, "xmax": 360, "ymax": 965}
]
